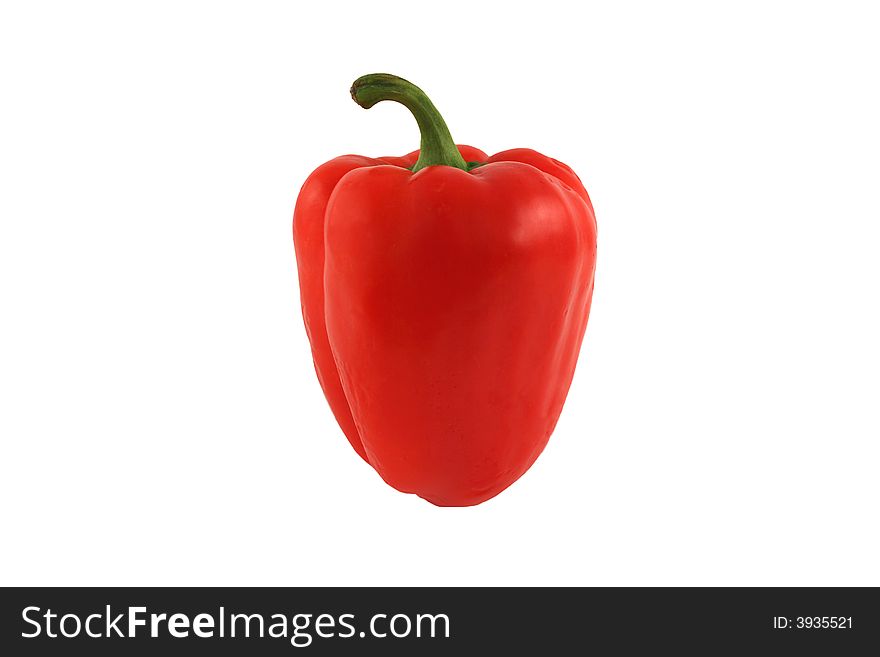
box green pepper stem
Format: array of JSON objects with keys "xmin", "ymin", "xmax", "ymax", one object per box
[{"xmin": 350, "ymin": 74, "xmax": 468, "ymax": 173}]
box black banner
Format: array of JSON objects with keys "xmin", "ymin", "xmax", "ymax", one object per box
[{"xmin": 1, "ymin": 587, "xmax": 877, "ymax": 655}]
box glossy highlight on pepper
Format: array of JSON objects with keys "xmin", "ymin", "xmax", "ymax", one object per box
[{"xmin": 293, "ymin": 74, "xmax": 597, "ymax": 506}]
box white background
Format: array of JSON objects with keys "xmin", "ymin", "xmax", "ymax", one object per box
[{"xmin": 1, "ymin": 1, "xmax": 878, "ymax": 586}]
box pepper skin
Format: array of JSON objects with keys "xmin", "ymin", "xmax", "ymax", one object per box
[{"xmin": 293, "ymin": 74, "xmax": 596, "ymax": 506}]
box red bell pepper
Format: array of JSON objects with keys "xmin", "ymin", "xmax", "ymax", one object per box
[{"xmin": 293, "ymin": 74, "xmax": 597, "ymax": 506}]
